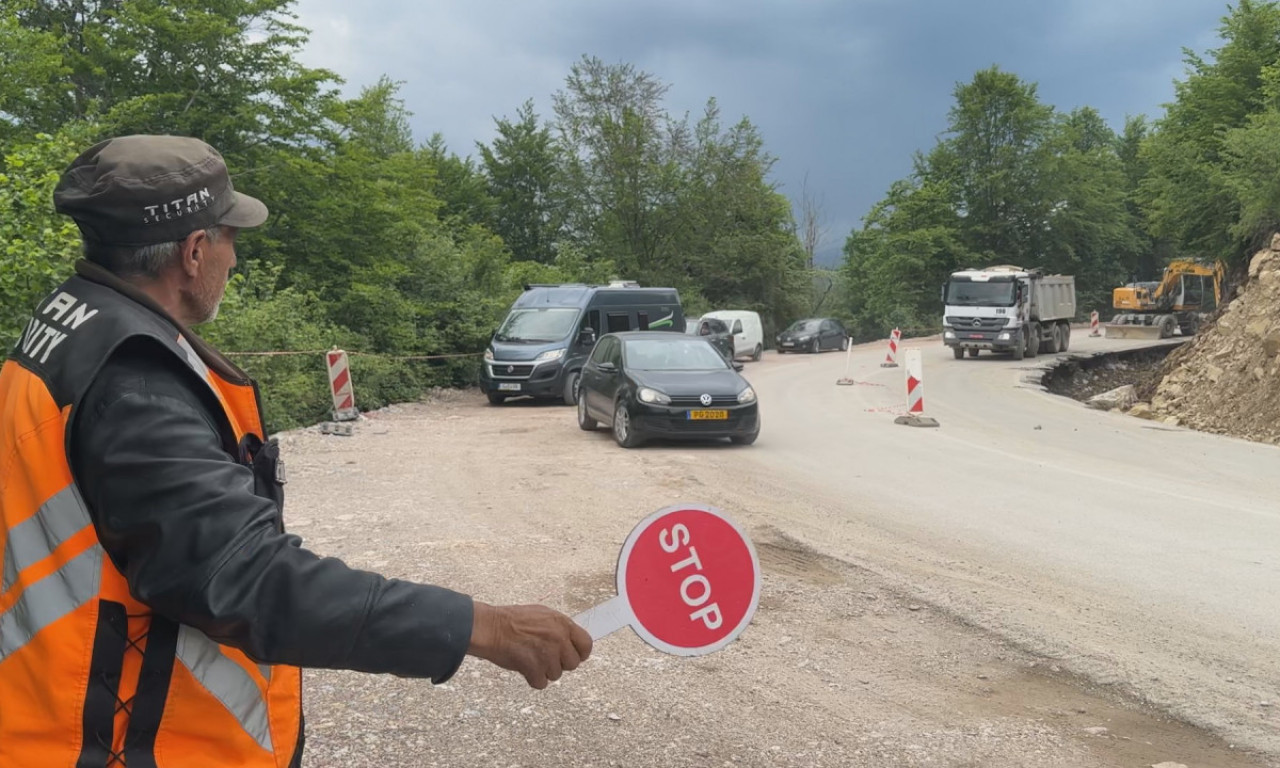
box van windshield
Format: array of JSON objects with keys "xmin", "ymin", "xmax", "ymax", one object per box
[{"xmin": 495, "ymin": 308, "xmax": 580, "ymax": 343}]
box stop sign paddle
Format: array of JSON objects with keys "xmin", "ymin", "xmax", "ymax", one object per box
[{"xmin": 573, "ymin": 503, "xmax": 761, "ymax": 656}]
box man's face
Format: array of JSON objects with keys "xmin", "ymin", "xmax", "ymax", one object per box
[{"xmin": 188, "ymin": 227, "xmax": 238, "ymax": 325}]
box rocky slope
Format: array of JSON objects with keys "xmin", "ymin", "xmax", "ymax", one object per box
[{"xmin": 1149, "ymin": 235, "xmax": 1280, "ymax": 445}]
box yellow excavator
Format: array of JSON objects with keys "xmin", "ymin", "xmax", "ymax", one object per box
[{"xmin": 1104, "ymin": 259, "xmax": 1225, "ymax": 339}]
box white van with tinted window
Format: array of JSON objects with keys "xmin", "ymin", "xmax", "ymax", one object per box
[{"xmin": 702, "ymin": 310, "xmax": 764, "ymax": 362}]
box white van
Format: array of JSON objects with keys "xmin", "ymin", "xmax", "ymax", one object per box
[{"xmin": 703, "ymin": 310, "xmax": 764, "ymax": 362}]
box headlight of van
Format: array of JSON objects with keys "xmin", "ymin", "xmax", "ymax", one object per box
[
  {"xmin": 535, "ymin": 348, "xmax": 566, "ymax": 362},
  {"xmin": 638, "ymin": 387, "xmax": 671, "ymax": 404},
  {"xmin": 737, "ymin": 387, "xmax": 757, "ymax": 404},
  {"xmin": 484, "ymin": 348, "xmax": 494, "ymax": 361}
]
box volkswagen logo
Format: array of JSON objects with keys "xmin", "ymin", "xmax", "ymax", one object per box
[
  {"xmin": 506, "ymin": 365, "xmax": 515, "ymax": 373},
  {"xmin": 700, "ymin": 393, "xmax": 713, "ymax": 406}
]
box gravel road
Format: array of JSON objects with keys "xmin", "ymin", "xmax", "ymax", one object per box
[{"xmin": 281, "ymin": 336, "xmax": 1277, "ymax": 767}]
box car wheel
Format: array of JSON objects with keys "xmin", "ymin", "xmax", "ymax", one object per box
[
  {"xmin": 730, "ymin": 431, "xmax": 758, "ymax": 446},
  {"xmin": 810, "ymin": 339, "xmax": 821, "ymax": 354},
  {"xmin": 612, "ymin": 401, "xmax": 642, "ymax": 448},
  {"xmin": 752, "ymin": 344, "xmax": 762, "ymax": 362},
  {"xmin": 562, "ymin": 371, "xmax": 580, "ymax": 405},
  {"xmin": 841, "ymin": 336, "xmax": 850, "ymax": 351},
  {"xmin": 577, "ymin": 393, "xmax": 597, "ymax": 431},
  {"xmin": 486, "ymin": 392, "xmax": 506, "ymax": 405}
]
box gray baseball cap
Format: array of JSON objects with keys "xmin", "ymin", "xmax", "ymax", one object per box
[{"xmin": 53, "ymin": 134, "xmax": 268, "ymax": 247}]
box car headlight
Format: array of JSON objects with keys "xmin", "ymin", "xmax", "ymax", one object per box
[
  {"xmin": 737, "ymin": 386, "xmax": 757, "ymax": 404},
  {"xmin": 535, "ymin": 348, "xmax": 566, "ymax": 363},
  {"xmin": 997, "ymin": 332, "xmax": 1011, "ymax": 341},
  {"xmin": 484, "ymin": 348, "xmax": 494, "ymax": 361},
  {"xmin": 637, "ymin": 387, "xmax": 671, "ymax": 405}
]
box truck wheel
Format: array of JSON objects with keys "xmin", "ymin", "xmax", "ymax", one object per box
[
  {"xmin": 1049, "ymin": 325, "xmax": 1062, "ymax": 354},
  {"xmin": 1013, "ymin": 333, "xmax": 1026, "ymax": 361},
  {"xmin": 953, "ymin": 346, "xmax": 965, "ymax": 360},
  {"xmin": 968, "ymin": 348, "xmax": 979, "ymax": 358},
  {"xmin": 1025, "ymin": 326, "xmax": 1039, "ymax": 358},
  {"xmin": 1059, "ymin": 323, "xmax": 1071, "ymax": 351}
]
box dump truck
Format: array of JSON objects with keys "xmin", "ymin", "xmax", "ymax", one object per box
[
  {"xmin": 942, "ymin": 265, "xmax": 1077, "ymax": 360},
  {"xmin": 1104, "ymin": 260, "xmax": 1224, "ymax": 340}
]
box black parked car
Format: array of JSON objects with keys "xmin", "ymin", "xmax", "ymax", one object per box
[
  {"xmin": 776, "ymin": 318, "xmax": 849, "ymax": 354},
  {"xmin": 577, "ymin": 332, "xmax": 760, "ymax": 448},
  {"xmin": 685, "ymin": 316, "xmax": 735, "ymax": 361}
]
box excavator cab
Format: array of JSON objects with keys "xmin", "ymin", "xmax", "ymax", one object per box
[{"xmin": 1105, "ymin": 260, "xmax": 1224, "ymax": 339}]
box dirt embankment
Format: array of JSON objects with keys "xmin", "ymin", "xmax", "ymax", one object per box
[
  {"xmin": 1150, "ymin": 237, "xmax": 1280, "ymax": 445},
  {"xmin": 1042, "ymin": 344, "xmax": 1180, "ymax": 406}
]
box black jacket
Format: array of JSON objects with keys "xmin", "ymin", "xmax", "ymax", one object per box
[{"xmin": 67, "ymin": 264, "xmax": 473, "ymax": 683}]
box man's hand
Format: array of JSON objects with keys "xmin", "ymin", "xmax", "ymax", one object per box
[{"xmin": 468, "ymin": 601, "xmax": 593, "ymax": 689}]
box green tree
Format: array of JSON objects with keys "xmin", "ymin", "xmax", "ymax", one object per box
[
  {"xmin": 479, "ymin": 100, "xmax": 563, "ymax": 264},
  {"xmin": 7, "ymin": 0, "xmax": 340, "ymax": 158},
  {"xmin": 1139, "ymin": 0, "xmax": 1280, "ymax": 264}
]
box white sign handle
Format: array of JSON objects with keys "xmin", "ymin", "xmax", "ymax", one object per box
[{"xmin": 572, "ymin": 595, "xmax": 633, "ymax": 641}]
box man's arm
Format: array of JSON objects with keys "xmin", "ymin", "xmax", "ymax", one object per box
[{"xmin": 69, "ymin": 342, "xmax": 473, "ymax": 681}]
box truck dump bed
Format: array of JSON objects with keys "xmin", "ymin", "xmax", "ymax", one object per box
[{"xmin": 1032, "ymin": 276, "xmax": 1076, "ymax": 322}]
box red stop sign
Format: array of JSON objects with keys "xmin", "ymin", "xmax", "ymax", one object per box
[{"xmin": 564, "ymin": 504, "xmax": 762, "ymax": 656}]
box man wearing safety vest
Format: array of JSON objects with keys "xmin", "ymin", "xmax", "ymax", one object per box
[{"xmin": 0, "ymin": 135, "xmax": 592, "ymax": 767}]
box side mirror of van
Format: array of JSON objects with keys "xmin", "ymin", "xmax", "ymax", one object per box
[{"xmin": 579, "ymin": 327, "xmax": 597, "ymax": 346}]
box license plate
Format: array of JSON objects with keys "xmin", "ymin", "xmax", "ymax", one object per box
[
  {"xmin": 782, "ymin": 342, "xmax": 794, "ymax": 347},
  {"xmin": 498, "ymin": 383, "xmax": 522, "ymax": 391},
  {"xmin": 687, "ymin": 410, "xmax": 728, "ymax": 420},
  {"xmin": 969, "ymin": 334, "xmax": 984, "ymax": 339}
]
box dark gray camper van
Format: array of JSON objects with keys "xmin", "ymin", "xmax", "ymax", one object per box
[{"xmin": 481, "ymin": 282, "xmax": 684, "ymax": 405}]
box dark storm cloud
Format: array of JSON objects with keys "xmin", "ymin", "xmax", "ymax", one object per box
[{"xmin": 294, "ymin": 0, "xmax": 1226, "ymax": 264}]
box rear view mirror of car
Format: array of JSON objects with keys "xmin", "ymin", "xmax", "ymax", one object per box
[{"xmin": 732, "ymin": 362, "xmax": 745, "ymax": 372}]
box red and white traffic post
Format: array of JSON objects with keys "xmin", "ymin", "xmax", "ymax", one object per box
[
  {"xmin": 573, "ymin": 504, "xmax": 761, "ymax": 656},
  {"xmin": 326, "ymin": 348, "xmax": 359, "ymax": 422},
  {"xmin": 880, "ymin": 328, "xmax": 901, "ymax": 368},
  {"xmin": 1089, "ymin": 310, "xmax": 1101, "ymax": 337},
  {"xmin": 895, "ymin": 349, "xmax": 939, "ymax": 428}
]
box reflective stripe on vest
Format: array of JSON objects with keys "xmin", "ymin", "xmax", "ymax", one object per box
[
  {"xmin": 176, "ymin": 626, "xmax": 273, "ymax": 752},
  {"xmin": 0, "ymin": 543, "xmax": 103, "ymax": 661},
  {"xmin": 2, "ymin": 484, "xmax": 92, "ymax": 593}
]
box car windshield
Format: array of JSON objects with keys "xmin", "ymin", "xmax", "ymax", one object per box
[
  {"xmin": 945, "ymin": 280, "xmax": 1016, "ymax": 307},
  {"xmin": 786, "ymin": 320, "xmax": 822, "ymax": 333},
  {"xmin": 624, "ymin": 339, "xmax": 730, "ymax": 371},
  {"xmin": 495, "ymin": 308, "xmax": 580, "ymax": 343}
]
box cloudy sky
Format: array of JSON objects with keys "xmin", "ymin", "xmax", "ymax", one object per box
[{"xmin": 291, "ymin": 0, "xmax": 1226, "ymax": 265}]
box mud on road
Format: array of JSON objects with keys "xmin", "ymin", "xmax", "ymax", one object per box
[{"xmin": 283, "ymin": 391, "xmax": 1273, "ymax": 768}]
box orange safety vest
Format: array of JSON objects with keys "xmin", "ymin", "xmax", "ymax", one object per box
[{"xmin": 0, "ymin": 264, "xmax": 303, "ymax": 767}]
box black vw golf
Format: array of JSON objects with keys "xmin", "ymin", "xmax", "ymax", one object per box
[{"xmin": 576, "ymin": 332, "xmax": 760, "ymax": 448}]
